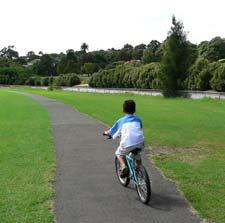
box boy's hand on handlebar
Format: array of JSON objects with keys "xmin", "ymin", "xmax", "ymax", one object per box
[
  {"xmin": 103, "ymin": 131, "xmax": 109, "ymax": 136},
  {"xmin": 103, "ymin": 131, "xmax": 112, "ymax": 139}
]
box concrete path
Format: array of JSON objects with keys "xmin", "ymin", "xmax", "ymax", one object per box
[{"xmin": 26, "ymin": 93, "xmax": 201, "ymax": 223}]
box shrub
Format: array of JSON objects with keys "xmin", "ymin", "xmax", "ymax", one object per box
[
  {"xmin": 41, "ymin": 77, "xmax": 50, "ymax": 86},
  {"xmin": 51, "ymin": 74, "xmax": 80, "ymax": 87},
  {"xmin": 53, "ymin": 76, "xmax": 64, "ymax": 87},
  {"xmin": 25, "ymin": 76, "xmax": 36, "ymax": 86},
  {"xmin": 89, "ymin": 63, "xmax": 162, "ymax": 89},
  {"xmin": 63, "ymin": 73, "xmax": 81, "ymax": 86},
  {"xmin": 34, "ymin": 76, "xmax": 41, "ymax": 86},
  {"xmin": 0, "ymin": 66, "xmax": 35, "ymax": 85},
  {"xmin": 0, "ymin": 75, "xmax": 8, "ymax": 85},
  {"xmin": 210, "ymin": 63, "xmax": 225, "ymax": 91},
  {"xmin": 48, "ymin": 85, "xmax": 54, "ymax": 91},
  {"xmin": 185, "ymin": 58, "xmax": 211, "ymax": 90}
]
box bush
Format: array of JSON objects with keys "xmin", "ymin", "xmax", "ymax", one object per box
[
  {"xmin": 41, "ymin": 77, "xmax": 50, "ymax": 86},
  {"xmin": 52, "ymin": 74, "xmax": 80, "ymax": 87},
  {"xmin": 63, "ymin": 73, "xmax": 81, "ymax": 86},
  {"xmin": 210, "ymin": 63, "xmax": 225, "ymax": 91},
  {"xmin": 185, "ymin": 58, "xmax": 212, "ymax": 90},
  {"xmin": 89, "ymin": 63, "xmax": 162, "ymax": 89},
  {"xmin": 25, "ymin": 76, "xmax": 44, "ymax": 86},
  {"xmin": 53, "ymin": 76, "xmax": 64, "ymax": 87},
  {"xmin": 0, "ymin": 66, "xmax": 34, "ymax": 85},
  {"xmin": 25, "ymin": 76, "xmax": 35, "ymax": 86},
  {"xmin": 34, "ymin": 76, "xmax": 41, "ymax": 86}
]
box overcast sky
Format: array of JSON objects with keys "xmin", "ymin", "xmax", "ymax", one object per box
[{"xmin": 1, "ymin": 0, "xmax": 224, "ymax": 55}]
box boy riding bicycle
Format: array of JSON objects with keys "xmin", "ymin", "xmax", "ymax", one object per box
[{"xmin": 104, "ymin": 100, "xmax": 144, "ymax": 178}]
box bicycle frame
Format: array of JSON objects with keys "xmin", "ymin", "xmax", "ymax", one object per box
[{"xmin": 125, "ymin": 155, "xmax": 138, "ymax": 185}]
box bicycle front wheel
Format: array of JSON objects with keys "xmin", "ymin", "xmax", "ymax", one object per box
[{"xmin": 136, "ymin": 166, "xmax": 151, "ymax": 204}]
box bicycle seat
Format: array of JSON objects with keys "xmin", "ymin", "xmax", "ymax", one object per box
[{"xmin": 130, "ymin": 148, "xmax": 142, "ymax": 155}]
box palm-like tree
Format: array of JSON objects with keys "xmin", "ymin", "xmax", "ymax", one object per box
[{"xmin": 81, "ymin": 43, "xmax": 89, "ymax": 53}]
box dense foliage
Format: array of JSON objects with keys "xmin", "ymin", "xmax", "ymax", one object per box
[
  {"xmin": 25, "ymin": 74, "xmax": 80, "ymax": 87},
  {"xmin": 89, "ymin": 63, "xmax": 161, "ymax": 89},
  {"xmin": 1, "ymin": 16, "xmax": 225, "ymax": 94},
  {"xmin": 0, "ymin": 67, "xmax": 32, "ymax": 85}
]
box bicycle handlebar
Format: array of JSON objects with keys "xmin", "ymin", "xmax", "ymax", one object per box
[{"xmin": 103, "ymin": 132, "xmax": 112, "ymax": 139}]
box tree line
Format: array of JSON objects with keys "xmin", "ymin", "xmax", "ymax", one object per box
[
  {"xmin": 90, "ymin": 16, "xmax": 225, "ymax": 96},
  {"xmin": 1, "ymin": 16, "xmax": 225, "ymax": 95}
]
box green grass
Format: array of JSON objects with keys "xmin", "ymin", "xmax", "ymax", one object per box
[
  {"xmin": 14, "ymin": 87, "xmax": 225, "ymax": 223},
  {"xmin": 0, "ymin": 89, "xmax": 54, "ymax": 223}
]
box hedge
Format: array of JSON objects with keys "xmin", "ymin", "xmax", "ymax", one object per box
[
  {"xmin": 210, "ymin": 63, "xmax": 225, "ymax": 91},
  {"xmin": 0, "ymin": 67, "xmax": 30, "ymax": 85},
  {"xmin": 12, "ymin": 73, "xmax": 80, "ymax": 87},
  {"xmin": 89, "ymin": 63, "xmax": 162, "ymax": 89},
  {"xmin": 52, "ymin": 74, "xmax": 81, "ymax": 87},
  {"xmin": 89, "ymin": 60, "xmax": 225, "ymax": 92},
  {"xmin": 185, "ymin": 59, "xmax": 225, "ymax": 91}
]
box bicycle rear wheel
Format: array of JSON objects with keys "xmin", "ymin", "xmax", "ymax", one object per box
[
  {"xmin": 115, "ymin": 157, "xmax": 130, "ymax": 187},
  {"xmin": 136, "ymin": 166, "xmax": 151, "ymax": 204}
]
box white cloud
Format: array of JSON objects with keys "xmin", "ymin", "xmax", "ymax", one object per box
[{"xmin": 0, "ymin": 0, "xmax": 225, "ymax": 55}]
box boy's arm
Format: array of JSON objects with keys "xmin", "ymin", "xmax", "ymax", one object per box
[{"xmin": 106, "ymin": 120, "xmax": 122, "ymax": 139}]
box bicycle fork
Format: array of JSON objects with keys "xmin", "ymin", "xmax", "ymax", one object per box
[{"xmin": 126, "ymin": 156, "xmax": 138, "ymax": 185}]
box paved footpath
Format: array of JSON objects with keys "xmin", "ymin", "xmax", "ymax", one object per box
[{"xmin": 26, "ymin": 93, "xmax": 201, "ymax": 223}]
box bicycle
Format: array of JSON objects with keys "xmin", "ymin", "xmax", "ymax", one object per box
[{"xmin": 104, "ymin": 133, "xmax": 151, "ymax": 204}]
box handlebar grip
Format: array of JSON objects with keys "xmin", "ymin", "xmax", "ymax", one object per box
[{"xmin": 103, "ymin": 132, "xmax": 112, "ymax": 139}]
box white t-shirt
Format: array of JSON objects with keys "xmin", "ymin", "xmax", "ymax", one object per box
[{"xmin": 109, "ymin": 114, "xmax": 144, "ymax": 148}]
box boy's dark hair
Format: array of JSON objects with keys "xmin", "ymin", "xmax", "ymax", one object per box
[{"xmin": 123, "ymin": 100, "xmax": 136, "ymax": 114}]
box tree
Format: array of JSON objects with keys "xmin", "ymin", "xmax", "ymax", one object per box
[
  {"xmin": 26, "ymin": 51, "xmax": 39, "ymax": 61},
  {"xmin": 80, "ymin": 52, "xmax": 94, "ymax": 64},
  {"xmin": 57, "ymin": 55, "xmax": 67, "ymax": 74},
  {"xmin": 81, "ymin": 43, "xmax": 89, "ymax": 53},
  {"xmin": 118, "ymin": 44, "xmax": 133, "ymax": 61},
  {"xmin": 210, "ymin": 62, "xmax": 225, "ymax": 91},
  {"xmin": 0, "ymin": 46, "xmax": 19, "ymax": 59},
  {"xmin": 142, "ymin": 40, "xmax": 161, "ymax": 64},
  {"xmin": 198, "ymin": 37, "xmax": 225, "ymax": 61},
  {"xmin": 83, "ymin": 63, "xmax": 97, "ymax": 75},
  {"xmin": 123, "ymin": 44, "xmax": 133, "ymax": 50},
  {"xmin": 64, "ymin": 61, "xmax": 81, "ymax": 74},
  {"xmin": 160, "ymin": 16, "xmax": 189, "ymax": 97},
  {"xmin": 66, "ymin": 49, "xmax": 77, "ymax": 61},
  {"xmin": 141, "ymin": 40, "xmax": 160, "ymax": 64},
  {"xmin": 34, "ymin": 54, "xmax": 56, "ymax": 76},
  {"xmin": 16, "ymin": 57, "xmax": 27, "ymax": 65},
  {"xmin": 92, "ymin": 50, "xmax": 109, "ymax": 68},
  {"xmin": 132, "ymin": 44, "xmax": 146, "ymax": 60}
]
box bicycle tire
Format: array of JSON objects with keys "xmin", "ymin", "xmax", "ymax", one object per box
[
  {"xmin": 135, "ymin": 166, "xmax": 151, "ymax": 204},
  {"xmin": 115, "ymin": 157, "xmax": 130, "ymax": 187}
]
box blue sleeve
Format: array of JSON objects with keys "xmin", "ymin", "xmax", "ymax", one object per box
[
  {"xmin": 135, "ymin": 115, "xmax": 143, "ymax": 128},
  {"xmin": 108, "ymin": 120, "xmax": 120, "ymax": 137}
]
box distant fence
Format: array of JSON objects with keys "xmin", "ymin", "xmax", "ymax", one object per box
[
  {"xmin": 1, "ymin": 85, "xmax": 225, "ymax": 100},
  {"xmin": 62, "ymin": 87, "xmax": 225, "ymax": 100}
]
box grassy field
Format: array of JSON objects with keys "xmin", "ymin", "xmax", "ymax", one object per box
[
  {"xmin": 0, "ymin": 89, "xmax": 54, "ymax": 223},
  {"xmin": 15, "ymin": 87, "xmax": 225, "ymax": 223}
]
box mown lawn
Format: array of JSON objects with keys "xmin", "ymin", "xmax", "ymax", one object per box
[
  {"xmin": 0, "ymin": 89, "xmax": 54, "ymax": 223},
  {"xmin": 15, "ymin": 88, "xmax": 225, "ymax": 223}
]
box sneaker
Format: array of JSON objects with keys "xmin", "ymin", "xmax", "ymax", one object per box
[{"xmin": 120, "ymin": 166, "xmax": 129, "ymax": 178}]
